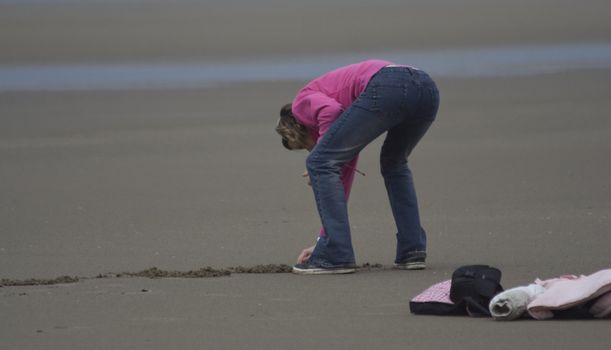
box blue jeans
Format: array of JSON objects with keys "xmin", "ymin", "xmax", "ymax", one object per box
[{"xmin": 306, "ymin": 67, "xmax": 439, "ymax": 267}]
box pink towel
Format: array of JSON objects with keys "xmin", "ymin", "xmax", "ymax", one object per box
[
  {"xmin": 589, "ymin": 290, "xmax": 611, "ymax": 318},
  {"xmin": 527, "ymin": 268, "xmax": 611, "ymax": 319}
]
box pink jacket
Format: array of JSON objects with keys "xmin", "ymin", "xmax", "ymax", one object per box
[
  {"xmin": 528, "ymin": 268, "xmax": 611, "ymax": 319},
  {"xmin": 291, "ymin": 60, "xmax": 392, "ymax": 236}
]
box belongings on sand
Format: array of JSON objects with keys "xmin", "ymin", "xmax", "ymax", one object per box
[
  {"xmin": 410, "ymin": 265, "xmax": 503, "ymax": 317},
  {"xmin": 411, "ymin": 266, "xmax": 611, "ymax": 320},
  {"xmin": 489, "ymin": 268, "xmax": 611, "ymax": 320}
]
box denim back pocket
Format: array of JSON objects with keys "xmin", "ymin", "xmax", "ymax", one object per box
[{"xmin": 376, "ymin": 80, "xmax": 421, "ymax": 119}]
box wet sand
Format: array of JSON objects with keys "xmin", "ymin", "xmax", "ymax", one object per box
[
  {"xmin": 2, "ymin": 1, "xmax": 611, "ymax": 349},
  {"xmin": 2, "ymin": 70, "xmax": 610, "ymax": 350}
]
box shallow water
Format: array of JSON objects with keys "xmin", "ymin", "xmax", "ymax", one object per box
[{"xmin": 1, "ymin": 43, "xmax": 611, "ymax": 91}]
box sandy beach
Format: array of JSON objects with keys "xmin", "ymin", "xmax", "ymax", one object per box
[{"xmin": 1, "ymin": 1, "xmax": 611, "ymax": 349}]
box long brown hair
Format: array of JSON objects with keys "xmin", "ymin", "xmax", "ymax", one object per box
[{"xmin": 275, "ymin": 103, "xmax": 310, "ymax": 150}]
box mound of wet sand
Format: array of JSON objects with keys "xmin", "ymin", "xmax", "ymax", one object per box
[
  {"xmin": 228, "ymin": 264, "xmax": 293, "ymax": 273},
  {"xmin": 0, "ymin": 276, "xmax": 79, "ymax": 287},
  {"xmin": 1, "ymin": 263, "xmax": 391, "ymax": 287},
  {"xmin": 118, "ymin": 267, "xmax": 231, "ymax": 279}
]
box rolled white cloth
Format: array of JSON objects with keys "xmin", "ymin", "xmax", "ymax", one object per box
[{"xmin": 489, "ymin": 284, "xmax": 546, "ymax": 320}]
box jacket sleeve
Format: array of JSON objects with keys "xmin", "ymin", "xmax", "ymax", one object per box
[{"xmin": 292, "ymin": 92, "xmax": 344, "ymax": 140}]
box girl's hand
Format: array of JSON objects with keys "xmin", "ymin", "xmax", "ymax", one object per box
[
  {"xmin": 302, "ymin": 171, "xmax": 311, "ymax": 186},
  {"xmin": 297, "ymin": 245, "xmax": 315, "ymax": 264}
]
